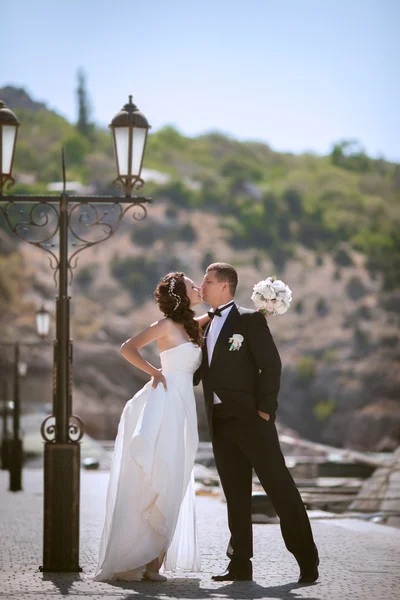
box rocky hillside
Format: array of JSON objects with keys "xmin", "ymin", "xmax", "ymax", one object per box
[{"xmin": 0, "ymin": 86, "xmax": 399, "ymax": 450}]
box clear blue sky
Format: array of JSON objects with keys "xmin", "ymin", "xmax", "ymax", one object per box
[{"xmin": 2, "ymin": 0, "xmax": 400, "ymax": 160}]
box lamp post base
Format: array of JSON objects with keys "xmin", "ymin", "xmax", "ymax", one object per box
[
  {"xmin": 40, "ymin": 442, "xmax": 82, "ymax": 572},
  {"xmin": 9, "ymin": 438, "xmax": 23, "ymax": 491},
  {"xmin": 1, "ymin": 437, "xmax": 11, "ymax": 470}
]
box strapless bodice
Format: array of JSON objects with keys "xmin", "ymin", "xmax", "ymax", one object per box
[{"xmin": 160, "ymin": 342, "xmax": 202, "ymax": 375}]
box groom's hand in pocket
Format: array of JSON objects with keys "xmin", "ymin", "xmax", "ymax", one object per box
[
  {"xmin": 152, "ymin": 369, "xmax": 168, "ymax": 391},
  {"xmin": 258, "ymin": 410, "xmax": 270, "ymax": 421}
]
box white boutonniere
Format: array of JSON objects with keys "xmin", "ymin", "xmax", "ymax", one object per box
[{"xmin": 228, "ymin": 334, "xmax": 244, "ymax": 351}]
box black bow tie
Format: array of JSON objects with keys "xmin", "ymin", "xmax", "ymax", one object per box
[{"xmin": 207, "ymin": 302, "xmax": 234, "ymax": 320}]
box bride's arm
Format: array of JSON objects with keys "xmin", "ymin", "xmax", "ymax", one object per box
[
  {"xmin": 195, "ymin": 313, "xmax": 210, "ymax": 327},
  {"xmin": 120, "ymin": 320, "xmax": 169, "ymax": 389}
]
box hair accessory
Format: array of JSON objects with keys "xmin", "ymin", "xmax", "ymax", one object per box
[{"xmin": 169, "ymin": 278, "xmax": 181, "ymax": 310}]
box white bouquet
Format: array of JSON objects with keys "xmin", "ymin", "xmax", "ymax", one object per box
[{"xmin": 251, "ymin": 276, "xmax": 292, "ymax": 316}]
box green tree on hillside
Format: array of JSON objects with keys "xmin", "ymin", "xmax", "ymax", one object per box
[
  {"xmin": 220, "ymin": 157, "xmax": 263, "ymax": 182},
  {"xmin": 331, "ymin": 140, "xmax": 371, "ymax": 172},
  {"xmin": 156, "ymin": 180, "xmax": 193, "ymax": 208},
  {"xmin": 283, "ymin": 188, "xmax": 303, "ymax": 219},
  {"xmin": 76, "ymin": 68, "xmax": 92, "ymax": 138},
  {"xmin": 64, "ymin": 133, "xmax": 90, "ymax": 167}
]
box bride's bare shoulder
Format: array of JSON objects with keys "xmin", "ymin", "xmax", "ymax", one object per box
[
  {"xmin": 156, "ymin": 318, "xmax": 187, "ymax": 339},
  {"xmin": 150, "ymin": 317, "xmax": 178, "ymax": 332},
  {"xmin": 163, "ymin": 317, "xmax": 182, "ymax": 332}
]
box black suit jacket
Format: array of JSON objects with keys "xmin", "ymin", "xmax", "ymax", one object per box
[{"xmin": 194, "ymin": 304, "xmax": 282, "ymax": 438}]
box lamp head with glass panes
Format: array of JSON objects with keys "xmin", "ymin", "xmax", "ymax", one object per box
[
  {"xmin": 109, "ymin": 95, "xmax": 151, "ymax": 197},
  {"xmin": 36, "ymin": 305, "xmax": 51, "ymax": 339},
  {"xmin": 0, "ymin": 101, "xmax": 20, "ymax": 194}
]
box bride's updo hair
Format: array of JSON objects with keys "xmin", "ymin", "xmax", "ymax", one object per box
[{"xmin": 155, "ymin": 272, "xmax": 203, "ymax": 347}]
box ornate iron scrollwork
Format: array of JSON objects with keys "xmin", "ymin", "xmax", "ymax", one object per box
[
  {"xmin": 67, "ymin": 198, "xmax": 149, "ymax": 279},
  {"xmin": 40, "ymin": 414, "xmax": 84, "ymax": 443},
  {"xmin": 112, "ymin": 174, "xmax": 145, "ymax": 196},
  {"xmin": 68, "ymin": 415, "xmax": 84, "ymax": 442},
  {"xmin": 0, "ymin": 199, "xmax": 60, "ymax": 285},
  {"xmin": 0, "ymin": 174, "xmax": 15, "ymax": 194},
  {"xmin": 40, "ymin": 415, "xmax": 57, "ymax": 442},
  {"xmin": 0, "ymin": 194, "xmax": 150, "ymax": 286}
]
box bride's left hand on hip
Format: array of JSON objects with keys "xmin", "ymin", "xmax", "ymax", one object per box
[{"xmin": 152, "ymin": 369, "xmax": 167, "ymax": 391}]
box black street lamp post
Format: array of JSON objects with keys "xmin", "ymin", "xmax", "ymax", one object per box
[
  {"xmin": 1, "ymin": 380, "xmax": 11, "ymax": 470},
  {"xmin": 0, "ymin": 342, "xmax": 27, "ymax": 490},
  {"xmin": 9, "ymin": 341, "xmax": 27, "ymax": 492},
  {"xmin": 0, "ymin": 95, "xmax": 152, "ymax": 571}
]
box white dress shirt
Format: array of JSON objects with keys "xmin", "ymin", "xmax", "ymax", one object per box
[{"xmin": 207, "ymin": 301, "xmax": 235, "ymax": 404}]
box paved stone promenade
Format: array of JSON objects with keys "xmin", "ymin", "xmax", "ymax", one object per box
[{"xmin": 0, "ymin": 468, "xmax": 399, "ymax": 600}]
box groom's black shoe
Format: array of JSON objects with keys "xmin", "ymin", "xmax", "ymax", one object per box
[
  {"xmin": 296, "ymin": 548, "xmax": 319, "ymax": 584},
  {"xmin": 212, "ymin": 559, "xmax": 253, "ymax": 581}
]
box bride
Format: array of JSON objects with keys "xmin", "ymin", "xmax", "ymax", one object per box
[{"xmin": 92, "ymin": 271, "xmax": 209, "ymax": 582}]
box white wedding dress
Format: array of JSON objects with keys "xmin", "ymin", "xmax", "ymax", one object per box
[{"xmin": 93, "ymin": 341, "xmax": 202, "ymax": 581}]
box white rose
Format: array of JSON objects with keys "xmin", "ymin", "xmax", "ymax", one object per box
[
  {"xmin": 274, "ymin": 301, "xmax": 289, "ymax": 315},
  {"xmin": 251, "ymin": 292, "xmax": 268, "ymax": 309},
  {"xmin": 274, "ymin": 294, "xmax": 290, "ymax": 313},
  {"xmin": 277, "ymin": 289, "xmax": 291, "ymax": 305},
  {"xmin": 286, "ymin": 284, "xmax": 293, "ymax": 296},
  {"xmin": 272, "ymin": 279, "xmax": 286, "ymax": 293},
  {"xmin": 252, "ymin": 281, "xmax": 264, "ymax": 295},
  {"xmin": 276, "ymin": 285, "xmax": 292, "ymax": 302},
  {"xmin": 257, "ymin": 279, "xmax": 276, "ymax": 299},
  {"xmin": 262, "ymin": 284, "xmax": 276, "ymax": 300},
  {"xmin": 264, "ymin": 277, "xmax": 275, "ymax": 287},
  {"xmin": 252, "ymin": 280, "xmax": 276, "ymax": 301}
]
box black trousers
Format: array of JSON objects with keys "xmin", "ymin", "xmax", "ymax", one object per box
[{"xmin": 212, "ymin": 404, "xmax": 317, "ymax": 563}]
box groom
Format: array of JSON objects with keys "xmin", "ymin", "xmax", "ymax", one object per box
[{"xmin": 194, "ymin": 263, "xmax": 319, "ymax": 583}]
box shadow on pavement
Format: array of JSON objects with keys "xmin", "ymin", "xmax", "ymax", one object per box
[
  {"xmin": 105, "ymin": 577, "xmax": 321, "ymax": 600},
  {"xmin": 41, "ymin": 573, "xmax": 82, "ymax": 596}
]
